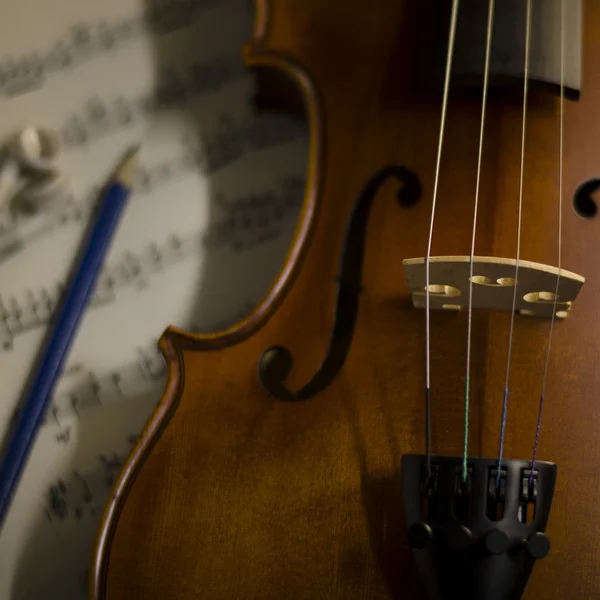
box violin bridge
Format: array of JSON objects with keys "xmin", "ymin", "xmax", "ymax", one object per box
[{"xmin": 402, "ymin": 256, "xmax": 585, "ymax": 319}]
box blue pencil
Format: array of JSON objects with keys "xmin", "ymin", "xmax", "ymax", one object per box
[{"xmin": 0, "ymin": 145, "xmax": 139, "ymax": 530}]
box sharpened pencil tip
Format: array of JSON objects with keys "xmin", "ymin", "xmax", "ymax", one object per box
[{"xmin": 114, "ymin": 144, "xmax": 140, "ymax": 188}]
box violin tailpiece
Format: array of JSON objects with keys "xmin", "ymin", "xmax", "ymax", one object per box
[
  {"xmin": 402, "ymin": 256, "xmax": 585, "ymax": 318},
  {"xmin": 401, "ymin": 454, "xmax": 556, "ymax": 600}
]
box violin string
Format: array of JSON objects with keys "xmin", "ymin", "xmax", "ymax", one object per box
[
  {"xmin": 425, "ymin": 0, "xmax": 460, "ymax": 477},
  {"xmin": 531, "ymin": 0, "xmax": 565, "ymax": 479},
  {"xmin": 496, "ymin": 0, "xmax": 532, "ymax": 487},
  {"xmin": 463, "ymin": 0, "xmax": 495, "ymax": 483}
]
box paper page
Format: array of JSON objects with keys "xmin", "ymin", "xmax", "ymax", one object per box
[{"xmin": 0, "ymin": 0, "xmax": 308, "ymax": 597}]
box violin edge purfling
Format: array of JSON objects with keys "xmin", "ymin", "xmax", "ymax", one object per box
[{"xmin": 90, "ymin": 2, "xmax": 328, "ymax": 596}]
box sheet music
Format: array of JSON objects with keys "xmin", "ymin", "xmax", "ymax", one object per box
[{"xmin": 0, "ymin": 0, "xmax": 308, "ymax": 597}]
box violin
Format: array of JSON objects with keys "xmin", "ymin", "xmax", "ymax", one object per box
[{"xmin": 90, "ymin": 1, "xmax": 600, "ymax": 598}]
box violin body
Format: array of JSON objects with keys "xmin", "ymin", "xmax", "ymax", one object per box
[{"xmin": 92, "ymin": 1, "xmax": 600, "ymax": 598}]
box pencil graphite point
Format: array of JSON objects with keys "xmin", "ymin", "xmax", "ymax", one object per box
[{"xmin": 115, "ymin": 144, "xmax": 140, "ymax": 189}]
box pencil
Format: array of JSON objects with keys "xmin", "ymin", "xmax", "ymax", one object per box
[{"xmin": 0, "ymin": 145, "xmax": 139, "ymax": 530}]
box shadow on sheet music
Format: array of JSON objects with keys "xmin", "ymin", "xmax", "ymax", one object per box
[{"xmin": 11, "ymin": 0, "xmax": 308, "ymax": 597}]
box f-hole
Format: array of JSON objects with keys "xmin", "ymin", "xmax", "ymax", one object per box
[
  {"xmin": 573, "ymin": 179, "xmax": 599, "ymax": 219},
  {"xmin": 258, "ymin": 165, "xmax": 421, "ymax": 401}
]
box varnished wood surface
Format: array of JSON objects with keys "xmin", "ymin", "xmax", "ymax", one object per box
[{"xmin": 92, "ymin": 1, "xmax": 600, "ymax": 598}]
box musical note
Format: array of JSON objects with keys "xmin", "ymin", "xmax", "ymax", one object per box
[
  {"xmin": 0, "ymin": 116, "xmax": 305, "ymax": 266},
  {"xmin": 55, "ymin": 428, "xmax": 71, "ymax": 444},
  {"xmin": 45, "ymin": 345, "xmax": 165, "ymax": 429},
  {"xmin": 0, "ymin": 0, "xmax": 219, "ymax": 99},
  {"xmin": 74, "ymin": 472, "xmax": 93, "ymax": 505},
  {"xmin": 0, "ymin": 233, "xmax": 201, "ymax": 348},
  {"xmin": 0, "ymin": 175, "xmax": 302, "ymax": 351},
  {"xmin": 100, "ymin": 453, "xmax": 123, "ymax": 487},
  {"xmin": 40, "ymin": 301, "xmax": 255, "ymax": 463},
  {"xmin": 28, "ymin": 293, "xmax": 253, "ymax": 432},
  {"xmin": 138, "ymin": 345, "xmax": 167, "ymax": 381},
  {"xmin": 45, "ymin": 444, "xmax": 132, "ymax": 522},
  {"xmin": 46, "ymin": 479, "xmax": 68, "ymax": 520},
  {"xmin": 59, "ymin": 56, "xmax": 247, "ymax": 149}
]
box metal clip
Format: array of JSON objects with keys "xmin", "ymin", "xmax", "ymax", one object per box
[{"xmin": 11, "ymin": 125, "xmax": 61, "ymax": 175}]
